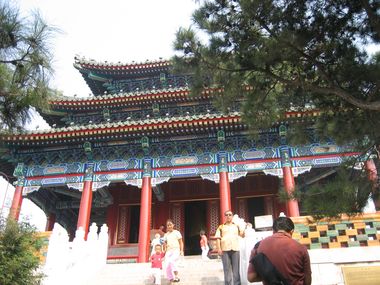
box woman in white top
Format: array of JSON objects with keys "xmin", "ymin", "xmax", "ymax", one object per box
[{"xmin": 163, "ymin": 219, "xmax": 184, "ymax": 283}]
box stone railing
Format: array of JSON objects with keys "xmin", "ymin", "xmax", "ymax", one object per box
[{"xmin": 42, "ymin": 223, "xmax": 109, "ymax": 285}]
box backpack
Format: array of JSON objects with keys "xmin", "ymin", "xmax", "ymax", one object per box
[{"xmin": 250, "ymin": 242, "xmax": 290, "ymax": 285}]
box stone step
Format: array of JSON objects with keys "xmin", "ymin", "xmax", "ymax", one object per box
[{"xmin": 86, "ymin": 256, "xmax": 225, "ymax": 285}]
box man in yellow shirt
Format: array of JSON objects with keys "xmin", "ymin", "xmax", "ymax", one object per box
[{"xmin": 215, "ymin": 210, "xmax": 245, "ymax": 285}]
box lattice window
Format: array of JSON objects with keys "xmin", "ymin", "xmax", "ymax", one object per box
[
  {"xmin": 116, "ymin": 206, "xmax": 129, "ymax": 244},
  {"xmin": 171, "ymin": 203, "xmax": 183, "ymax": 233},
  {"xmin": 236, "ymin": 198, "xmax": 248, "ymax": 221},
  {"xmin": 208, "ymin": 200, "xmax": 219, "ymax": 235}
]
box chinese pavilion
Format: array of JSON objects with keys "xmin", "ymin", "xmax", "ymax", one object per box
[{"xmin": 0, "ymin": 56, "xmax": 374, "ymax": 262}]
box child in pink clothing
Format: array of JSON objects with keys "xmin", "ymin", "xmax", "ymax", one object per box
[{"xmin": 150, "ymin": 244, "xmax": 165, "ymax": 285}]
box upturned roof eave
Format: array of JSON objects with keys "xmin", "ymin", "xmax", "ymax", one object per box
[
  {"xmin": 1, "ymin": 112, "xmax": 243, "ymax": 144},
  {"xmin": 74, "ymin": 56, "xmax": 171, "ymax": 72},
  {"xmin": 47, "ymin": 87, "xmax": 217, "ymax": 111}
]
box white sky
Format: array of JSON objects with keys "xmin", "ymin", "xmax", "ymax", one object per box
[
  {"xmin": 0, "ymin": 0, "xmax": 198, "ymax": 230},
  {"xmin": 17, "ymin": 0, "xmax": 199, "ymax": 98}
]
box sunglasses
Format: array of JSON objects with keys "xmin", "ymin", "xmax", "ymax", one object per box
[{"xmin": 225, "ymin": 213, "xmax": 233, "ymax": 216}]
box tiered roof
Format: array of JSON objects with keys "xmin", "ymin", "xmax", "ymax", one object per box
[
  {"xmin": 1, "ymin": 56, "xmax": 322, "ymax": 172},
  {"xmin": 74, "ymin": 57, "xmax": 172, "ymax": 95}
]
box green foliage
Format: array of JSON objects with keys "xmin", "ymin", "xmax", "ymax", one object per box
[
  {"xmin": 173, "ymin": 0, "xmax": 380, "ymax": 147},
  {"xmin": 300, "ymin": 168, "xmax": 374, "ymax": 220},
  {"xmin": 0, "ymin": 217, "xmax": 43, "ymax": 285},
  {"xmin": 0, "ymin": 0, "xmax": 58, "ymax": 130}
]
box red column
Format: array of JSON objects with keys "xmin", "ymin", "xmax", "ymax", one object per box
[
  {"xmin": 283, "ymin": 166, "xmax": 300, "ymax": 217},
  {"xmin": 77, "ymin": 180, "xmax": 93, "ymax": 236},
  {"xmin": 138, "ymin": 176, "xmax": 152, "ymax": 263},
  {"xmin": 45, "ymin": 213, "xmax": 56, "ymax": 231},
  {"xmin": 219, "ymin": 171, "xmax": 231, "ymax": 222},
  {"xmin": 9, "ymin": 185, "xmax": 23, "ymax": 220}
]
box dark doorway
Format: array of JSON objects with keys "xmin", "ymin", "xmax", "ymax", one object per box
[
  {"xmin": 128, "ymin": 205, "xmax": 140, "ymax": 243},
  {"xmin": 184, "ymin": 201, "xmax": 207, "ymax": 256},
  {"xmin": 247, "ymin": 197, "xmax": 265, "ymax": 228}
]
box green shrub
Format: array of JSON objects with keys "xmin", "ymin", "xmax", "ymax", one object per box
[{"xmin": 0, "ymin": 217, "xmax": 43, "ymax": 285}]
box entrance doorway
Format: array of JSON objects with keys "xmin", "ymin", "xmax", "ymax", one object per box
[
  {"xmin": 247, "ymin": 197, "xmax": 265, "ymax": 228},
  {"xmin": 184, "ymin": 201, "xmax": 207, "ymax": 256},
  {"xmin": 128, "ymin": 205, "xmax": 140, "ymax": 243}
]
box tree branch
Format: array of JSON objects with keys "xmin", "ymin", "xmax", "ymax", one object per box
[
  {"xmin": 261, "ymin": 67, "xmax": 380, "ymax": 110},
  {"xmin": 257, "ymin": 18, "xmax": 334, "ymax": 86},
  {"xmin": 361, "ymin": 0, "xmax": 380, "ymax": 39}
]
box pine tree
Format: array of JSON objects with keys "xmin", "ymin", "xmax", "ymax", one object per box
[
  {"xmin": 0, "ymin": 0, "xmax": 57, "ymax": 131},
  {"xmin": 173, "ymin": 0, "xmax": 380, "ymax": 217}
]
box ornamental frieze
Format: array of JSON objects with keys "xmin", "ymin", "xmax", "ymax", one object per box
[
  {"xmin": 26, "ymin": 163, "xmax": 84, "ymax": 177},
  {"xmin": 263, "ymin": 166, "xmax": 312, "ymax": 178},
  {"xmin": 240, "ymin": 161, "xmax": 281, "ymax": 172},
  {"xmin": 22, "ymin": 186, "xmax": 41, "ymax": 195},
  {"xmin": 41, "ymin": 177, "xmax": 67, "ymax": 185},
  {"xmin": 242, "ymin": 149, "xmax": 277, "ymax": 160},
  {"xmin": 151, "ymin": 177, "xmax": 171, "ymax": 187},
  {"xmin": 124, "ymin": 179, "xmax": 142, "ymax": 188},
  {"xmin": 228, "ymin": 171, "xmax": 248, "ymax": 182},
  {"xmin": 292, "ymin": 166, "xmax": 312, "ymax": 177},
  {"xmin": 93, "ymin": 172, "xmax": 141, "ymax": 182},
  {"xmin": 291, "ymin": 144, "xmax": 354, "ymax": 157},
  {"xmin": 96, "ymin": 159, "xmax": 140, "ymax": 172},
  {"xmin": 171, "ymin": 167, "xmax": 199, "ymax": 177},
  {"xmin": 230, "ymin": 147, "xmax": 278, "ymax": 162},
  {"xmin": 66, "ymin": 181, "xmax": 110, "ymax": 191},
  {"xmin": 154, "ymin": 153, "xmax": 215, "ymax": 168},
  {"xmin": 43, "ymin": 166, "xmax": 68, "ymax": 175},
  {"xmin": 154, "ymin": 165, "xmax": 217, "ymax": 178},
  {"xmin": 200, "ymin": 172, "xmax": 248, "ymax": 183},
  {"xmin": 292, "ymin": 157, "xmax": 343, "ymax": 167},
  {"xmin": 171, "ymin": 156, "xmax": 199, "ymax": 166},
  {"xmin": 25, "ymin": 175, "xmax": 82, "ymax": 187},
  {"xmin": 201, "ymin": 174, "xmax": 219, "ymax": 183},
  {"xmin": 67, "ymin": 183, "xmax": 84, "ymax": 190}
]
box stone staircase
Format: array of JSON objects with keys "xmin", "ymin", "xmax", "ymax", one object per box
[{"xmin": 85, "ymin": 256, "xmax": 226, "ymax": 285}]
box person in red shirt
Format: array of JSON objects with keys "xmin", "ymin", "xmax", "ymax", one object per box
[
  {"xmin": 247, "ymin": 217, "xmax": 312, "ymax": 285},
  {"xmin": 150, "ymin": 244, "xmax": 165, "ymax": 285},
  {"xmin": 199, "ymin": 230, "xmax": 210, "ymax": 260}
]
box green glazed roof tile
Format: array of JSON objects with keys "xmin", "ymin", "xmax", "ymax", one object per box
[
  {"xmin": 327, "ymin": 230, "xmax": 338, "ymax": 237},
  {"xmin": 310, "ymin": 243, "xmax": 322, "ymax": 249},
  {"xmin": 356, "ymin": 234, "xmax": 369, "ymax": 241},
  {"xmin": 348, "ymin": 241, "xmax": 360, "ymax": 247},
  {"xmin": 335, "ymin": 224, "xmax": 347, "ymax": 230}
]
